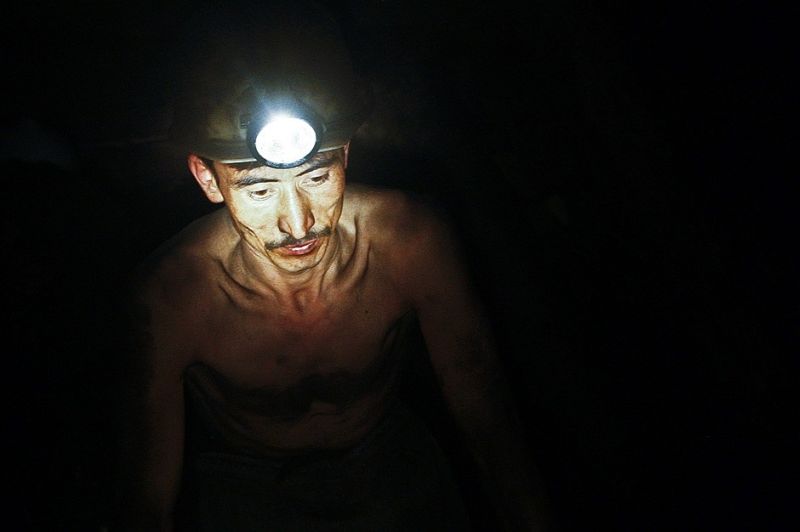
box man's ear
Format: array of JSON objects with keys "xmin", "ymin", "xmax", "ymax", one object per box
[
  {"xmin": 343, "ymin": 142, "xmax": 350, "ymax": 169},
  {"xmin": 188, "ymin": 154, "xmax": 224, "ymax": 203}
]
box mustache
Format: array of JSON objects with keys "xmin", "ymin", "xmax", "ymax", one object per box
[{"xmin": 265, "ymin": 226, "xmax": 332, "ymax": 250}]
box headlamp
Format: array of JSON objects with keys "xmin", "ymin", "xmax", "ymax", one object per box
[{"xmin": 244, "ymin": 103, "xmax": 323, "ymax": 168}]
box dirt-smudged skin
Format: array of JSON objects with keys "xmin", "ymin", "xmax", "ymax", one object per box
[{"xmin": 149, "ymin": 183, "xmax": 414, "ymax": 454}]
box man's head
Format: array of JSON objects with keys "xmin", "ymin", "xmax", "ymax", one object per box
[
  {"xmin": 188, "ymin": 146, "xmax": 349, "ymax": 272},
  {"xmin": 169, "ymin": 1, "xmax": 368, "ymax": 272}
]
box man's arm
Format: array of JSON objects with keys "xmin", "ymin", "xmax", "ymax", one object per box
[
  {"xmin": 396, "ymin": 201, "xmax": 555, "ymax": 531},
  {"xmin": 113, "ymin": 272, "xmax": 192, "ymax": 532}
]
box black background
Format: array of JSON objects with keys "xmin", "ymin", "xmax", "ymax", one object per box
[{"xmin": 3, "ymin": 1, "xmax": 795, "ymax": 530}]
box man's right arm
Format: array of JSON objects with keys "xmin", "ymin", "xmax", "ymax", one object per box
[{"xmin": 113, "ymin": 274, "xmax": 191, "ymax": 531}]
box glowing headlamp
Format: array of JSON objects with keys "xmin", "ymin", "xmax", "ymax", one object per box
[{"xmin": 245, "ymin": 104, "xmax": 323, "ymax": 168}]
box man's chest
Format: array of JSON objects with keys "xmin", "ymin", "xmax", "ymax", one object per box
[
  {"xmin": 185, "ymin": 302, "xmax": 416, "ymax": 429},
  {"xmin": 194, "ymin": 282, "xmax": 411, "ymax": 394}
]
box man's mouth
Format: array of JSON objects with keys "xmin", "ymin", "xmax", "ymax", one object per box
[{"xmin": 280, "ymin": 239, "xmax": 319, "ymax": 256}]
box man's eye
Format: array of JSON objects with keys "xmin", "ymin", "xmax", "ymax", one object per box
[
  {"xmin": 304, "ymin": 173, "xmax": 329, "ymax": 186},
  {"xmin": 248, "ymin": 188, "xmax": 274, "ymax": 200}
]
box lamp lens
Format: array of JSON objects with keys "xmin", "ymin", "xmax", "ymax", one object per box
[{"xmin": 253, "ymin": 115, "xmax": 318, "ymax": 165}]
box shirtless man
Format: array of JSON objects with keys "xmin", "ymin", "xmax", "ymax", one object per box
[{"xmin": 114, "ymin": 2, "xmax": 551, "ymax": 531}]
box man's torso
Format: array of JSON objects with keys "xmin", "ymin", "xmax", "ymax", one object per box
[{"xmin": 152, "ymin": 185, "xmax": 425, "ymax": 456}]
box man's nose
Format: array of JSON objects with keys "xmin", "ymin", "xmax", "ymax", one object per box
[{"xmin": 277, "ymin": 187, "xmax": 315, "ymax": 239}]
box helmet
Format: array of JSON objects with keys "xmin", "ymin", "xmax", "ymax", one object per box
[{"xmin": 168, "ymin": 1, "xmax": 371, "ymax": 167}]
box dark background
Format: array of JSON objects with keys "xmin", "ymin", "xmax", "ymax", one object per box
[{"xmin": 3, "ymin": 1, "xmax": 795, "ymax": 530}]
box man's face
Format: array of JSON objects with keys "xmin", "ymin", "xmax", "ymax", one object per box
[{"xmin": 210, "ymin": 149, "xmax": 347, "ymax": 273}]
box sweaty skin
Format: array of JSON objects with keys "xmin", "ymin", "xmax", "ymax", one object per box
[{"xmin": 117, "ymin": 149, "xmax": 550, "ymax": 531}]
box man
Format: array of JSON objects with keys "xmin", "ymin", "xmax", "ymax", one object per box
[{"xmin": 114, "ymin": 2, "xmax": 552, "ymax": 530}]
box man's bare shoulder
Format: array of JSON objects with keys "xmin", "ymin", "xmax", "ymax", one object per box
[
  {"xmin": 131, "ymin": 208, "xmax": 229, "ymax": 314},
  {"xmin": 343, "ymin": 183, "xmax": 460, "ymax": 293},
  {"xmin": 344, "ymin": 183, "xmax": 450, "ymax": 246},
  {"xmin": 118, "ymin": 210, "xmax": 230, "ymax": 371}
]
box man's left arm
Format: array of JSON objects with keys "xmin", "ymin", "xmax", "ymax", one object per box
[{"xmin": 399, "ymin": 206, "xmax": 555, "ymax": 532}]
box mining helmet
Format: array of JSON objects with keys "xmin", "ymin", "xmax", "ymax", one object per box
[{"xmin": 168, "ymin": 1, "xmax": 371, "ymax": 168}]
